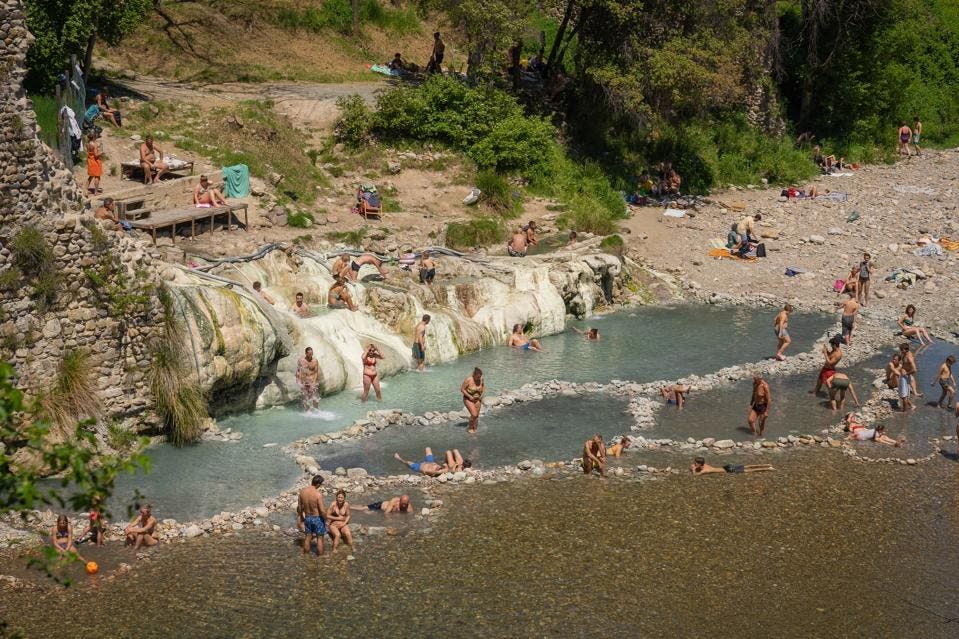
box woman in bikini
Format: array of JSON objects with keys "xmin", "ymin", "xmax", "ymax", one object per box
[
  {"xmin": 193, "ymin": 174, "xmax": 229, "ymax": 207},
  {"xmin": 897, "ymin": 304, "xmax": 933, "ymax": 345},
  {"xmin": 50, "ymin": 514, "xmax": 84, "ymax": 561},
  {"xmin": 360, "ymin": 344, "xmax": 384, "ymax": 401},
  {"xmin": 325, "ymin": 490, "xmax": 353, "ymax": 552},
  {"xmin": 846, "ymin": 423, "xmax": 903, "ymax": 446},
  {"xmin": 811, "ymin": 335, "xmax": 843, "ymax": 396},
  {"xmin": 461, "ymin": 367, "xmax": 485, "ymax": 433}
]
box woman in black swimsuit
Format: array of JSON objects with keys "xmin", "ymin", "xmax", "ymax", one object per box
[{"xmin": 360, "ymin": 344, "xmax": 384, "ymax": 401}]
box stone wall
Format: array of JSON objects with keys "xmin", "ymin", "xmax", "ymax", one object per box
[{"xmin": 0, "ymin": 0, "xmax": 164, "ymax": 429}]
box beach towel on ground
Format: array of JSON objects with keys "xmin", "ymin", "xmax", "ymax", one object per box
[
  {"xmin": 707, "ymin": 248, "xmax": 756, "ymax": 262},
  {"xmin": 369, "ymin": 64, "xmax": 402, "ymax": 77},
  {"xmin": 937, "ymin": 236, "xmax": 959, "ymax": 251},
  {"xmin": 222, "ymin": 164, "xmax": 250, "ymax": 198}
]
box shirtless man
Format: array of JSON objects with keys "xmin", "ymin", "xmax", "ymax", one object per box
[
  {"xmin": 94, "ymin": 197, "xmax": 125, "ymax": 233},
  {"xmin": 582, "ymin": 434, "xmax": 606, "ymax": 476},
  {"xmin": 691, "ymin": 457, "xmax": 775, "ymax": 475},
  {"xmin": 292, "ymin": 292, "xmax": 311, "ymax": 318},
  {"xmin": 332, "ymin": 254, "xmax": 352, "ymax": 281},
  {"xmin": 193, "ymin": 174, "xmax": 228, "ymax": 207},
  {"xmin": 296, "ymin": 347, "xmax": 320, "ymax": 411},
  {"xmin": 774, "ymin": 303, "xmax": 793, "ymax": 361},
  {"xmin": 348, "ymin": 253, "xmax": 388, "ymax": 281},
  {"xmin": 931, "ymin": 355, "xmax": 956, "ymax": 409},
  {"xmin": 124, "ymin": 504, "xmax": 158, "ymax": 551},
  {"xmin": 748, "ymin": 375, "xmax": 771, "ymax": 437},
  {"xmin": 394, "ymin": 447, "xmax": 469, "ymax": 477},
  {"xmin": 885, "ymin": 354, "xmax": 902, "ymax": 390},
  {"xmin": 297, "ymin": 475, "xmax": 327, "ymax": 556},
  {"xmin": 418, "ymin": 251, "xmax": 436, "ymax": 285},
  {"xmin": 252, "ymin": 281, "xmax": 275, "ymax": 305},
  {"xmin": 352, "ymin": 494, "xmax": 413, "ymax": 514},
  {"xmin": 898, "ymin": 342, "xmax": 918, "ymax": 411},
  {"xmin": 427, "ymin": 31, "xmax": 445, "ymax": 73},
  {"xmin": 412, "ymin": 314, "xmax": 430, "ymax": 371},
  {"xmin": 328, "ymin": 277, "xmax": 358, "ymax": 311},
  {"xmin": 838, "ymin": 295, "xmax": 859, "ymax": 345},
  {"xmin": 659, "ymin": 384, "xmax": 690, "ymax": 408},
  {"xmin": 508, "ymin": 323, "xmax": 543, "ymax": 352},
  {"xmin": 525, "ymin": 221, "xmax": 539, "ymax": 246},
  {"xmin": 138, "ymin": 135, "xmax": 168, "ymax": 184},
  {"xmin": 507, "ymin": 227, "xmax": 528, "ymax": 257}
]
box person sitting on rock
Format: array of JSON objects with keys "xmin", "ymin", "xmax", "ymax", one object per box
[
  {"xmin": 193, "ymin": 174, "xmax": 229, "ymax": 208},
  {"xmin": 51, "ymin": 514, "xmax": 84, "ymax": 561},
  {"xmin": 508, "ymin": 323, "xmax": 544, "ymax": 352},
  {"xmin": 691, "ymin": 457, "xmax": 775, "ymax": 475},
  {"xmin": 394, "ymin": 447, "xmax": 470, "ymax": 477},
  {"xmin": 327, "ymin": 277, "xmax": 358, "ymax": 311},
  {"xmin": 812, "ymin": 145, "xmax": 836, "ymax": 173},
  {"xmin": 94, "ymin": 197, "xmax": 131, "ymax": 233},
  {"xmin": 665, "ymin": 165, "xmax": 682, "ymax": 194},
  {"xmin": 124, "ymin": 504, "xmax": 158, "ymax": 551},
  {"xmin": 352, "ymin": 495, "xmax": 413, "ymax": 514},
  {"xmin": 94, "ymin": 89, "xmax": 121, "ymax": 127},
  {"xmin": 332, "ymin": 254, "xmax": 351, "ymax": 280},
  {"xmin": 508, "ymin": 227, "xmax": 528, "ymax": 257}
]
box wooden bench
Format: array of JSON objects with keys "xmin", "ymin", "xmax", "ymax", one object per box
[
  {"xmin": 129, "ymin": 203, "xmax": 249, "ymax": 245},
  {"xmin": 121, "ymin": 159, "xmax": 195, "ymax": 181}
]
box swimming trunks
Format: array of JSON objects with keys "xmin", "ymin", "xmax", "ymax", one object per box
[
  {"xmin": 832, "ymin": 377, "xmax": 850, "ymax": 390},
  {"xmin": 522, "ymin": 342, "xmax": 532, "ymax": 351},
  {"xmin": 900, "ymin": 132, "xmax": 911, "ymax": 143},
  {"xmin": 351, "ymin": 261, "xmax": 360, "ymax": 272},
  {"xmin": 819, "ymin": 367, "xmax": 836, "ymax": 383},
  {"xmin": 507, "ymin": 245, "xmax": 526, "ymax": 257},
  {"xmin": 723, "ymin": 464, "xmax": 745, "ymax": 474},
  {"xmin": 303, "ymin": 515, "xmax": 326, "ymax": 535},
  {"xmin": 408, "ymin": 453, "xmax": 435, "ymax": 472},
  {"xmin": 912, "ymin": 133, "xmax": 920, "ymax": 145},
  {"xmin": 940, "ymin": 378, "xmax": 953, "ymax": 391},
  {"xmin": 367, "ymin": 501, "xmax": 383, "ymax": 511},
  {"xmin": 751, "ymin": 403, "xmax": 768, "ymax": 414},
  {"xmin": 776, "ymin": 327, "xmax": 789, "ymax": 339},
  {"xmin": 898, "ymin": 374, "xmax": 912, "ymax": 398},
  {"xmin": 412, "ymin": 342, "xmax": 425, "ymax": 361},
  {"xmin": 419, "ymin": 268, "xmax": 435, "ymax": 284},
  {"xmin": 841, "ymin": 314, "xmax": 854, "ymax": 332}
]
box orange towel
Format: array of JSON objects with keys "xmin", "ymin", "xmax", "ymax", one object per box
[{"xmin": 707, "ymin": 247, "xmax": 757, "ymax": 262}]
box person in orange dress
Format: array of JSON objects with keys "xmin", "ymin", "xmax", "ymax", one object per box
[{"xmin": 86, "ymin": 132, "xmax": 103, "ymax": 194}]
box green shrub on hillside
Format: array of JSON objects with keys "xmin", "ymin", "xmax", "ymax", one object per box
[
  {"xmin": 445, "ymin": 218, "xmax": 505, "ymax": 250},
  {"xmin": 475, "ymin": 171, "xmax": 520, "ymax": 218},
  {"xmin": 334, "ymin": 95, "xmax": 374, "ymax": 147},
  {"xmin": 274, "ymin": 0, "xmax": 420, "ymax": 36}
]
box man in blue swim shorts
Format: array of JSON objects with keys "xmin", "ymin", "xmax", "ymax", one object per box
[
  {"xmin": 297, "ymin": 475, "xmax": 327, "ymax": 555},
  {"xmin": 507, "ymin": 323, "xmax": 544, "ymax": 352}
]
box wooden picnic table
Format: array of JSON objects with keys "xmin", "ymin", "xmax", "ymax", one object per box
[{"xmin": 129, "ymin": 203, "xmax": 249, "ymax": 245}]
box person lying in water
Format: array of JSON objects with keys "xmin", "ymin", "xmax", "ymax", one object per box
[
  {"xmin": 659, "ymin": 384, "xmax": 690, "ymax": 408},
  {"xmin": 845, "ymin": 423, "xmax": 903, "ymax": 446},
  {"xmin": 571, "ymin": 326, "xmax": 600, "ymax": 340},
  {"xmin": 690, "ymin": 456, "xmax": 775, "ymax": 475},
  {"xmin": 394, "ymin": 447, "xmax": 471, "ymax": 477},
  {"xmin": 351, "ymin": 494, "xmax": 413, "ymax": 514},
  {"xmin": 508, "ymin": 324, "xmax": 544, "ymax": 351},
  {"xmin": 607, "ymin": 436, "xmax": 630, "ymax": 458}
]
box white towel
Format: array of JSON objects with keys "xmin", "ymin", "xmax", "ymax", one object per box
[{"xmin": 59, "ymin": 106, "xmax": 81, "ymax": 139}]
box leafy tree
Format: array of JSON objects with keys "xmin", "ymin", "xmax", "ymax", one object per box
[
  {"xmin": 0, "ymin": 361, "xmax": 147, "ymax": 577},
  {"xmin": 443, "ymin": 0, "xmax": 528, "ymax": 79},
  {"xmin": 24, "ymin": 0, "xmax": 152, "ymax": 91}
]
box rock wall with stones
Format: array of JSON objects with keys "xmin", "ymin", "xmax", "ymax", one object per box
[{"xmin": 0, "ymin": 0, "xmax": 164, "ymax": 429}]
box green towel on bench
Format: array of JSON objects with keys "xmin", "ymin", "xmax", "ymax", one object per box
[{"xmin": 222, "ymin": 164, "xmax": 250, "ymax": 198}]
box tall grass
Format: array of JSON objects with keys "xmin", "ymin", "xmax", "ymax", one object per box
[
  {"xmin": 274, "ymin": 0, "xmax": 420, "ymax": 36},
  {"xmin": 11, "ymin": 226, "xmax": 53, "ymax": 274},
  {"xmin": 37, "ymin": 349, "xmax": 101, "ymax": 431},
  {"xmin": 149, "ymin": 288, "xmax": 208, "ymax": 446},
  {"xmin": 475, "ymin": 171, "xmax": 521, "ymax": 218},
  {"xmin": 445, "ymin": 218, "xmax": 506, "ymax": 250},
  {"xmin": 31, "ymin": 94, "xmax": 58, "ymax": 149}
]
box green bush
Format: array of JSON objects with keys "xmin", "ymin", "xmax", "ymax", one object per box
[
  {"xmin": 37, "ymin": 348, "xmax": 100, "ymax": 430},
  {"xmin": 11, "ymin": 226, "xmax": 53, "ymax": 274},
  {"xmin": 287, "ymin": 211, "xmax": 315, "ymax": 228},
  {"xmin": 445, "ymin": 218, "xmax": 506, "ymax": 250},
  {"xmin": 0, "ymin": 267, "xmax": 22, "ymax": 292},
  {"xmin": 325, "ymin": 228, "xmax": 367, "ymax": 245},
  {"xmin": 599, "ymin": 234, "xmax": 625, "ymax": 257},
  {"xmin": 475, "ymin": 170, "xmax": 520, "ymax": 218},
  {"xmin": 149, "ymin": 340, "xmax": 207, "ymax": 447},
  {"xmin": 30, "ymin": 94, "xmax": 58, "ymax": 149},
  {"xmin": 30, "ymin": 270, "xmax": 62, "ymax": 313},
  {"xmin": 334, "ymin": 95, "xmax": 375, "ymax": 147}
]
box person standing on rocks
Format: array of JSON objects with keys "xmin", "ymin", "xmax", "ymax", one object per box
[
  {"xmin": 418, "ymin": 251, "xmax": 436, "ymax": 285},
  {"xmin": 748, "ymin": 375, "xmax": 771, "ymax": 437},
  {"xmin": 461, "ymin": 368, "xmax": 485, "ymax": 433},
  {"xmin": 427, "ymin": 32, "xmax": 445, "ymax": 73},
  {"xmin": 413, "ymin": 314, "xmax": 430, "ymax": 371},
  {"xmin": 811, "ymin": 335, "xmax": 843, "ymax": 396},
  {"xmin": 774, "ymin": 304, "xmax": 793, "ymax": 361},
  {"xmin": 297, "ymin": 475, "xmax": 327, "ymax": 556},
  {"xmin": 582, "ymin": 434, "xmax": 607, "ymax": 476},
  {"xmin": 931, "ymin": 355, "xmax": 956, "ymax": 410},
  {"xmin": 296, "ymin": 347, "xmax": 320, "ymax": 411},
  {"xmin": 360, "ymin": 344, "xmax": 384, "ymax": 402},
  {"xmin": 838, "ymin": 295, "xmax": 859, "ymax": 345},
  {"xmin": 912, "ymin": 116, "xmax": 922, "ymax": 157},
  {"xmin": 857, "ymin": 253, "xmax": 872, "ymax": 306}
]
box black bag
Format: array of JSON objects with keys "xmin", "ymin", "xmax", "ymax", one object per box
[{"xmin": 756, "ymin": 243, "xmax": 766, "ymax": 258}]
